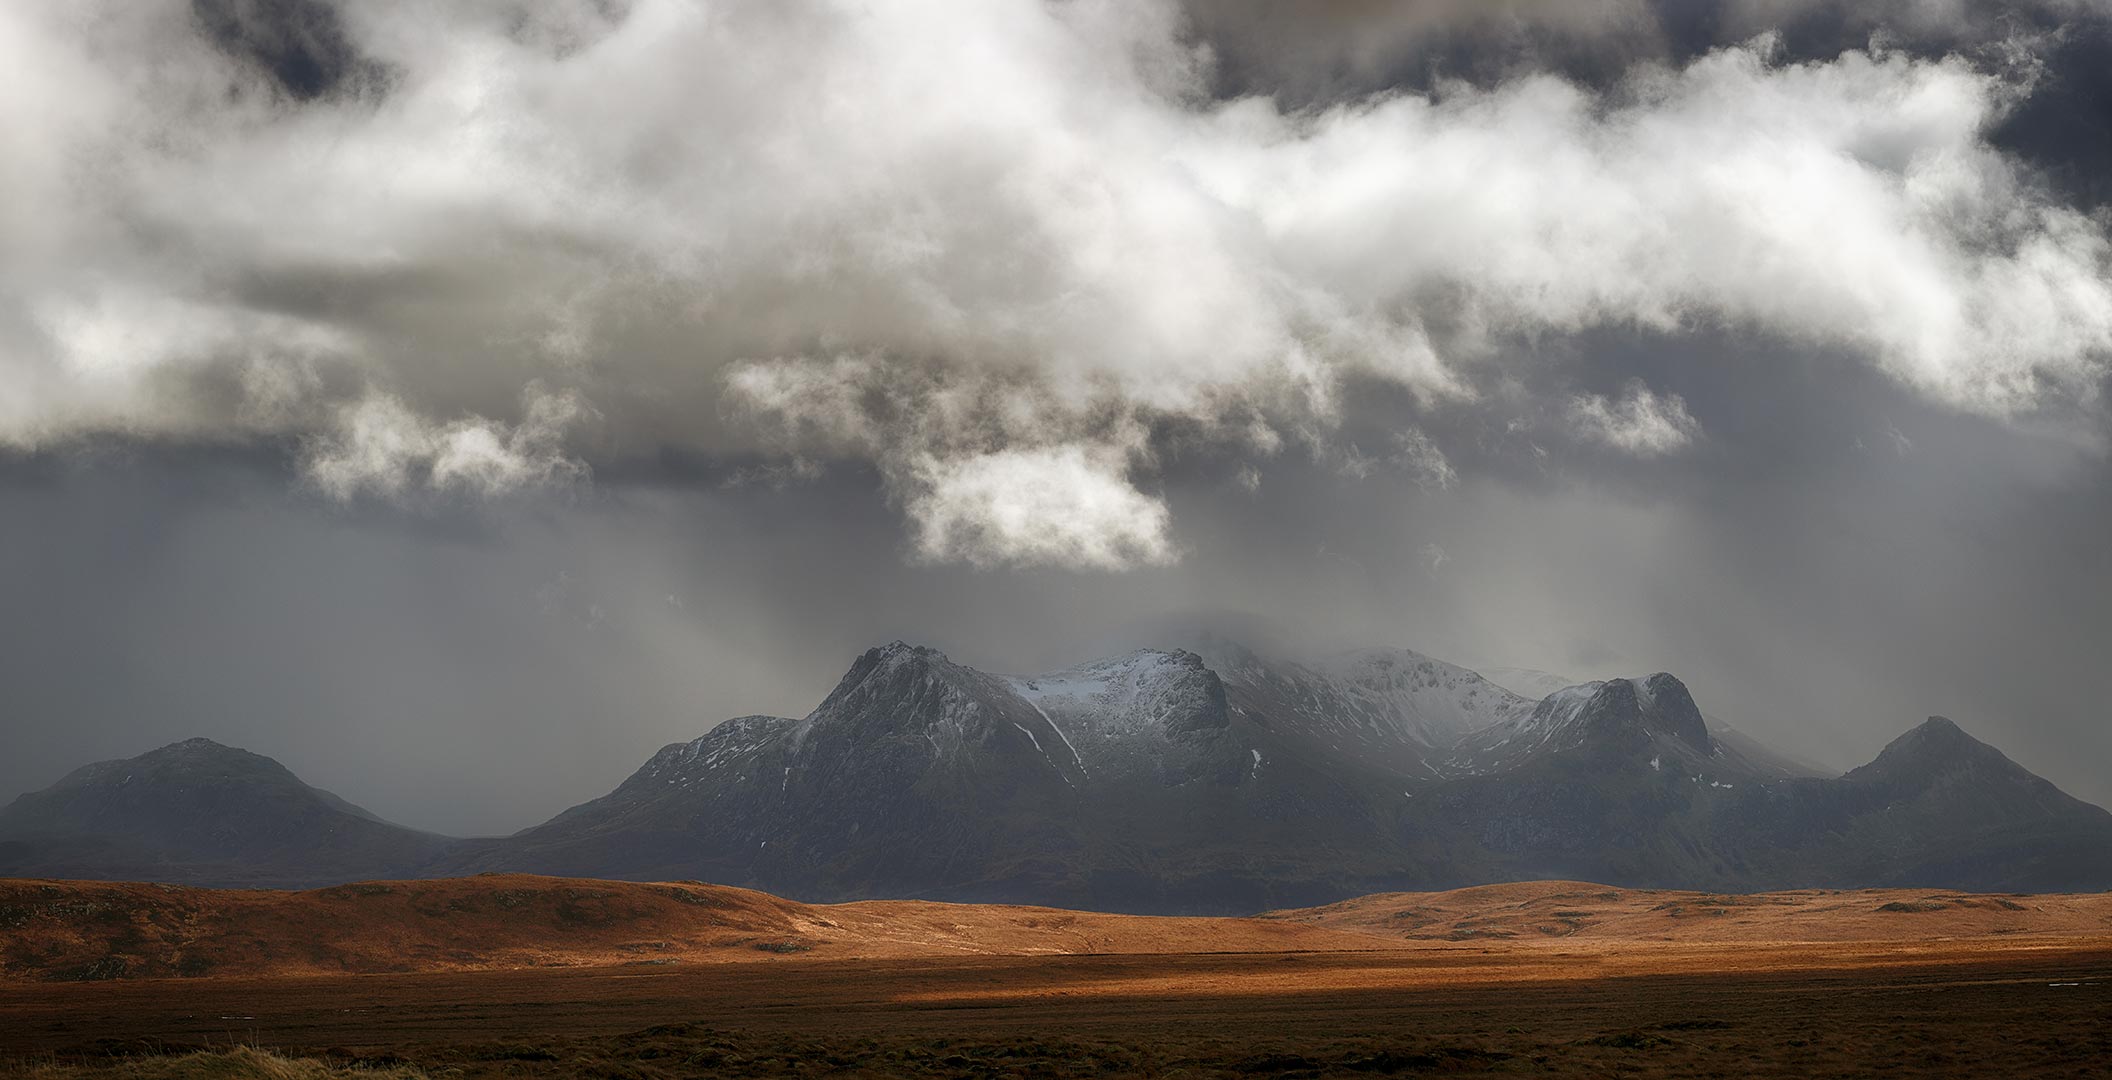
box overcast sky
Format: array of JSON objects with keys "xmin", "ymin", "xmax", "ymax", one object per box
[{"xmin": 4, "ymin": 0, "xmax": 2111, "ymax": 835}]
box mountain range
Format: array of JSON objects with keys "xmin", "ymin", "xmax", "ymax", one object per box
[{"xmin": 4, "ymin": 638, "xmax": 2108, "ymax": 912}]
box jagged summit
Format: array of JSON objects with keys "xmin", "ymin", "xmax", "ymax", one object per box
[
  {"xmin": 1629, "ymin": 673, "xmax": 1713, "ymax": 752},
  {"xmin": 804, "ymin": 639, "xmax": 1044, "ymax": 745},
  {"xmin": 632, "ymin": 715, "xmax": 796, "ymax": 782},
  {"xmin": 872, "ymin": 640, "xmax": 946, "ymax": 662},
  {"xmin": 818, "ymin": 642, "xmax": 985, "ymax": 712},
  {"xmin": 1452, "ymin": 672, "xmax": 1714, "ymax": 774}
]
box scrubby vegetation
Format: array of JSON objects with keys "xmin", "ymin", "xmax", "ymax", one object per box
[{"xmin": 9, "ymin": 1047, "xmax": 427, "ymax": 1080}]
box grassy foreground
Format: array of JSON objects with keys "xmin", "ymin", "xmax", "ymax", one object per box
[{"xmin": 9, "ymin": 1048, "xmax": 427, "ymax": 1080}]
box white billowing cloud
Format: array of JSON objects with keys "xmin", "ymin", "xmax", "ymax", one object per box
[
  {"xmin": 906, "ymin": 445, "xmax": 1177, "ymax": 571},
  {"xmin": 1569, "ymin": 383, "xmax": 1703, "ymax": 455},
  {"xmin": 724, "ymin": 352, "xmax": 1172, "ymax": 567},
  {"xmin": 3, "ymin": 0, "xmax": 2111, "ymax": 568},
  {"xmin": 1202, "ymin": 46, "xmax": 2112, "ymax": 412}
]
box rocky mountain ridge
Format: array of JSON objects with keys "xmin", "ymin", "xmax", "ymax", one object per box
[{"xmin": 4, "ymin": 639, "xmax": 2107, "ymax": 909}]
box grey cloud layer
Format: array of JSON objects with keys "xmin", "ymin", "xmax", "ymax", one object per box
[{"xmin": 6, "ymin": 0, "xmax": 2112, "ymax": 568}]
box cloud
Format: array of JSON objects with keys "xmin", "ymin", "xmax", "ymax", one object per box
[
  {"xmin": 1393, "ymin": 428, "xmax": 1460, "ymax": 489},
  {"xmin": 5, "ymin": 0, "xmax": 2112, "ymax": 567},
  {"xmin": 1182, "ymin": 0, "xmax": 2101, "ymax": 100},
  {"xmin": 1420, "ymin": 541, "xmax": 1450, "ymax": 570},
  {"xmin": 1568, "ymin": 383, "xmax": 1702, "ymax": 455},
  {"xmin": 1717, "ymin": 0, "xmax": 2094, "ymax": 44},
  {"xmin": 905, "ymin": 444, "xmax": 1177, "ymax": 571},
  {"xmin": 1179, "ymin": 0, "xmax": 1662, "ymax": 98},
  {"xmin": 303, "ymin": 385, "xmax": 589, "ymax": 500}
]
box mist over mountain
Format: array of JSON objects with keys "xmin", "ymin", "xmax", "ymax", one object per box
[{"xmin": 7, "ymin": 637, "xmax": 2105, "ymax": 912}]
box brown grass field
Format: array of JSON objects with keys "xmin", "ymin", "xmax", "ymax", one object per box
[{"xmin": 3, "ymin": 875, "xmax": 2110, "ymax": 1077}]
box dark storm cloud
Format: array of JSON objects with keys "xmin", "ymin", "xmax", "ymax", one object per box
[
  {"xmin": 1183, "ymin": 0, "xmax": 2112, "ymax": 213},
  {"xmin": 1186, "ymin": 0, "xmax": 2112, "ymax": 205},
  {"xmin": 1181, "ymin": 0, "xmax": 2100, "ymax": 97},
  {"xmin": 191, "ymin": 0, "xmax": 383, "ymax": 101},
  {"xmin": 1178, "ymin": 0, "xmax": 1666, "ymax": 100},
  {"xmin": 1989, "ymin": 25, "xmax": 2112, "ymax": 208}
]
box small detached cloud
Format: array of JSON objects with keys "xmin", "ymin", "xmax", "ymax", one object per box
[
  {"xmin": 1420, "ymin": 541, "xmax": 1450, "ymax": 571},
  {"xmin": 1567, "ymin": 383, "xmax": 1702, "ymax": 456},
  {"xmin": 303, "ymin": 385, "xmax": 590, "ymax": 501},
  {"xmin": 1392, "ymin": 428, "xmax": 1459, "ymax": 490},
  {"xmin": 904, "ymin": 444, "xmax": 1177, "ymax": 572}
]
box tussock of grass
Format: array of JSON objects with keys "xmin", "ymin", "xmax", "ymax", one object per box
[{"xmin": 12, "ymin": 1047, "xmax": 428, "ymax": 1080}]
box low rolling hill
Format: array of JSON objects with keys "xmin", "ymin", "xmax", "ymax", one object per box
[
  {"xmin": 0, "ymin": 874, "xmax": 1397, "ymax": 981},
  {"xmin": 5, "ymin": 873, "xmax": 2111, "ymax": 982}
]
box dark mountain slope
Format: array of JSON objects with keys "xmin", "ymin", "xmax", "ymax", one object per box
[
  {"xmin": 1712, "ymin": 717, "xmax": 2112, "ymax": 892},
  {"xmin": 454, "ymin": 645, "xmax": 1425, "ymax": 913},
  {"xmin": 1417, "ymin": 676, "xmax": 1778, "ymax": 888},
  {"xmin": 1409, "ymin": 691, "xmax": 2112, "ymax": 894},
  {"xmin": 1006, "ymin": 648, "xmax": 1430, "ymax": 911},
  {"xmin": 446, "ymin": 643, "xmax": 1090, "ymax": 901}
]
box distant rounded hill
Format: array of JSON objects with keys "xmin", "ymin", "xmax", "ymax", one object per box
[{"xmin": 0, "ymin": 738, "xmax": 450, "ymax": 889}]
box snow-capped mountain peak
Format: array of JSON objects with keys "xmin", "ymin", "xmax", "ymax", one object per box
[{"xmin": 1447, "ymin": 673, "xmax": 1717, "ymax": 775}]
